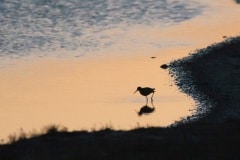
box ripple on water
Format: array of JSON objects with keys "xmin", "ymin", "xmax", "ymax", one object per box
[{"xmin": 0, "ymin": 0, "xmax": 203, "ymax": 57}]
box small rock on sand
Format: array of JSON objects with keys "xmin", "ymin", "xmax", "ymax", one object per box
[{"xmin": 160, "ymin": 64, "xmax": 169, "ymax": 69}]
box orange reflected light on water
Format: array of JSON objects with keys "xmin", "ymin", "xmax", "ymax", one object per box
[
  {"xmin": 0, "ymin": 53, "xmax": 194, "ymax": 140},
  {"xmin": 1, "ymin": 1, "xmax": 240, "ymax": 141}
]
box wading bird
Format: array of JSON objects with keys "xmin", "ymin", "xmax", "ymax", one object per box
[{"xmin": 134, "ymin": 87, "xmax": 155, "ymax": 104}]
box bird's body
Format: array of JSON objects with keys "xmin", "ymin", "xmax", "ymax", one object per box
[
  {"xmin": 137, "ymin": 87, "xmax": 155, "ymax": 96},
  {"xmin": 134, "ymin": 87, "xmax": 155, "ymax": 103}
]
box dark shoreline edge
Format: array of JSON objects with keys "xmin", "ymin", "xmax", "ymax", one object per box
[
  {"xmin": 1, "ymin": 37, "xmax": 240, "ymax": 159},
  {"xmin": 169, "ymin": 36, "xmax": 240, "ymax": 125}
]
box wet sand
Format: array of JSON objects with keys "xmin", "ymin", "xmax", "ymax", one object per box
[{"xmin": 170, "ymin": 36, "xmax": 240, "ymax": 124}]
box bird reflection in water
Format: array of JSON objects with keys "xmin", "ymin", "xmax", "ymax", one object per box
[{"xmin": 138, "ymin": 100, "xmax": 155, "ymax": 116}]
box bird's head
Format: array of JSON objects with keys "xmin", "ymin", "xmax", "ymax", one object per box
[{"xmin": 134, "ymin": 87, "xmax": 141, "ymax": 94}]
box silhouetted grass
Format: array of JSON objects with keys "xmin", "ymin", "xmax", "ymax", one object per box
[
  {"xmin": 42, "ymin": 124, "xmax": 68, "ymax": 134},
  {"xmin": 8, "ymin": 130, "xmax": 27, "ymax": 144},
  {"xmin": 3, "ymin": 124, "xmax": 68, "ymax": 144},
  {"xmin": 0, "ymin": 121, "xmax": 240, "ymax": 160}
]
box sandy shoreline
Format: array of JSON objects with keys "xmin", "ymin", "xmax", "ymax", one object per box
[{"xmin": 169, "ymin": 36, "xmax": 240, "ymax": 124}]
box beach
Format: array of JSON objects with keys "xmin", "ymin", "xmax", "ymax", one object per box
[
  {"xmin": 1, "ymin": 0, "xmax": 240, "ymax": 140},
  {"xmin": 1, "ymin": 0, "xmax": 240, "ymax": 159}
]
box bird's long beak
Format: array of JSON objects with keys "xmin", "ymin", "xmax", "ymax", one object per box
[{"xmin": 134, "ymin": 90, "xmax": 138, "ymax": 94}]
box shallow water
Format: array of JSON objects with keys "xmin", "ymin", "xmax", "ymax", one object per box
[
  {"xmin": 0, "ymin": 0, "xmax": 203, "ymax": 57},
  {"xmin": 0, "ymin": 53, "xmax": 196, "ymax": 141},
  {"xmin": 0, "ymin": 0, "xmax": 240, "ymax": 142}
]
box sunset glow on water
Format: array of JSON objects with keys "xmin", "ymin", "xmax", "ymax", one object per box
[{"xmin": 0, "ymin": 0, "xmax": 240, "ymax": 142}]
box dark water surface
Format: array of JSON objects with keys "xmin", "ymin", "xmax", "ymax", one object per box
[{"xmin": 0, "ymin": 0, "xmax": 203, "ymax": 57}]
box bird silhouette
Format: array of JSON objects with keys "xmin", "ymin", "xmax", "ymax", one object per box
[{"xmin": 134, "ymin": 86, "xmax": 155, "ymax": 104}]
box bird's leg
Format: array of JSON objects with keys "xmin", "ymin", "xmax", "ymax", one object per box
[
  {"xmin": 146, "ymin": 96, "xmax": 148, "ymax": 105},
  {"xmin": 151, "ymin": 100, "xmax": 155, "ymax": 109},
  {"xmin": 151, "ymin": 92, "xmax": 155, "ymax": 102}
]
